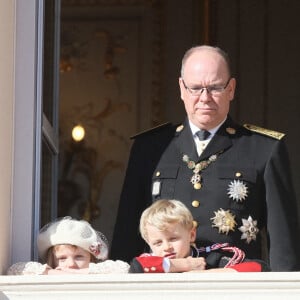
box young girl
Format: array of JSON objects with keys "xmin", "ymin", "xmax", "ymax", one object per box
[
  {"xmin": 130, "ymin": 199, "xmax": 270, "ymax": 273},
  {"xmin": 7, "ymin": 217, "xmax": 129, "ymax": 275}
]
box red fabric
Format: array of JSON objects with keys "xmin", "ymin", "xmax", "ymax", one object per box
[
  {"xmin": 229, "ymin": 261, "xmax": 262, "ymax": 272},
  {"xmin": 135, "ymin": 256, "xmax": 165, "ymax": 273}
]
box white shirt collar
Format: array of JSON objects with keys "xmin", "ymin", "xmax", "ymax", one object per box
[{"xmin": 189, "ymin": 118, "xmax": 227, "ymax": 139}]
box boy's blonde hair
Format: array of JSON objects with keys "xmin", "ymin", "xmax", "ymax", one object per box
[{"xmin": 140, "ymin": 199, "xmax": 194, "ymax": 241}]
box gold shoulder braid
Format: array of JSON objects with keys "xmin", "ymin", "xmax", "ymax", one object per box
[{"xmin": 243, "ymin": 124, "xmax": 285, "ymax": 140}]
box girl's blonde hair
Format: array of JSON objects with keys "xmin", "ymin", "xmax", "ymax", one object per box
[{"xmin": 140, "ymin": 199, "xmax": 194, "ymax": 242}]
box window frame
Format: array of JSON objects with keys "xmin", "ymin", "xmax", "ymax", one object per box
[{"xmin": 11, "ymin": 0, "xmax": 60, "ymax": 263}]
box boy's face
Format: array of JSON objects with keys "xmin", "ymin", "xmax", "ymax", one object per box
[
  {"xmin": 53, "ymin": 244, "xmax": 91, "ymax": 269},
  {"xmin": 145, "ymin": 222, "xmax": 196, "ymax": 258}
]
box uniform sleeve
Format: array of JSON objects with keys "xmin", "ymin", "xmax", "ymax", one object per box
[
  {"xmin": 110, "ymin": 139, "xmax": 152, "ymax": 262},
  {"xmin": 129, "ymin": 256, "xmax": 167, "ymax": 273},
  {"xmin": 110, "ymin": 125, "xmax": 175, "ymax": 262},
  {"xmin": 227, "ymin": 259, "xmax": 270, "ymax": 272},
  {"xmin": 264, "ymin": 139, "xmax": 300, "ymax": 270},
  {"xmin": 7, "ymin": 262, "xmax": 49, "ymax": 275},
  {"xmin": 88, "ymin": 260, "xmax": 130, "ymax": 274},
  {"xmin": 228, "ymin": 262, "xmax": 261, "ymax": 272}
]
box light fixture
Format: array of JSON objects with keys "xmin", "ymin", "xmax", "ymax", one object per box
[{"xmin": 72, "ymin": 124, "xmax": 85, "ymax": 142}]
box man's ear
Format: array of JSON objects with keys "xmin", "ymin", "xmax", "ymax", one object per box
[
  {"xmin": 179, "ymin": 78, "xmax": 185, "ymax": 101},
  {"xmin": 228, "ymin": 77, "xmax": 236, "ymax": 101}
]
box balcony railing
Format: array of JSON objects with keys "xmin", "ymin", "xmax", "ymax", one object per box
[{"xmin": 1, "ymin": 272, "xmax": 300, "ymax": 299}]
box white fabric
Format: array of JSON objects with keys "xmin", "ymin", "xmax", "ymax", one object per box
[
  {"xmin": 195, "ymin": 139, "xmax": 210, "ymax": 156},
  {"xmin": 7, "ymin": 262, "xmax": 49, "ymax": 275},
  {"xmin": 89, "ymin": 260, "xmax": 129, "ymax": 274},
  {"xmin": 162, "ymin": 258, "xmax": 170, "ymax": 273},
  {"xmin": 7, "ymin": 260, "xmax": 129, "ymax": 275}
]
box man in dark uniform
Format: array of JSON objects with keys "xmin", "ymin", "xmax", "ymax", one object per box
[{"xmin": 111, "ymin": 45, "xmax": 300, "ymax": 271}]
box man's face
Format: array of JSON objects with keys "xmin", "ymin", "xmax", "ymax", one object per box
[
  {"xmin": 145, "ymin": 222, "xmax": 196, "ymax": 258},
  {"xmin": 179, "ymin": 50, "xmax": 236, "ymax": 130}
]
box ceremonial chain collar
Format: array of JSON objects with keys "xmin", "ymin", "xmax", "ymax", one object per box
[{"xmin": 182, "ymin": 150, "xmax": 223, "ymax": 189}]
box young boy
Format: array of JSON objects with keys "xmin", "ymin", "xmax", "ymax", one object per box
[
  {"xmin": 129, "ymin": 199, "xmax": 269, "ymax": 273},
  {"xmin": 7, "ymin": 217, "xmax": 129, "ymax": 275}
]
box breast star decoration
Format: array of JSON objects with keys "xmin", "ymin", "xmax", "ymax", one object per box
[
  {"xmin": 211, "ymin": 208, "xmax": 237, "ymax": 235},
  {"xmin": 238, "ymin": 216, "xmax": 259, "ymax": 244},
  {"xmin": 227, "ymin": 180, "xmax": 248, "ymax": 202}
]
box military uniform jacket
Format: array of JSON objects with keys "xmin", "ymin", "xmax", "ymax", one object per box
[{"xmin": 111, "ymin": 116, "xmax": 300, "ymax": 271}]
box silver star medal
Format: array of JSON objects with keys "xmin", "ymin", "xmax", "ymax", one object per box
[
  {"xmin": 227, "ymin": 180, "xmax": 248, "ymax": 202},
  {"xmin": 211, "ymin": 208, "xmax": 237, "ymax": 235},
  {"xmin": 239, "ymin": 216, "xmax": 259, "ymax": 243}
]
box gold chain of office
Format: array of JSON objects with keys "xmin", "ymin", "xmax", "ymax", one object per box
[{"xmin": 182, "ymin": 150, "xmax": 223, "ymax": 189}]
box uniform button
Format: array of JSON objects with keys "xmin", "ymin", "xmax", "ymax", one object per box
[
  {"xmin": 144, "ymin": 267, "xmax": 149, "ymax": 272},
  {"xmin": 235, "ymin": 172, "xmax": 242, "ymax": 177},
  {"xmin": 193, "ymin": 182, "xmax": 202, "ymax": 190},
  {"xmin": 151, "ymin": 267, "xmax": 156, "ymax": 271},
  {"xmin": 192, "ymin": 200, "xmax": 200, "ymax": 208},
  {"xmin": 156, "ymin": 171, "xmax": 161, "ymax": 177},
  {"xmin": 193, "ymin": 220, "xmax": 198, "ymax": 228}
]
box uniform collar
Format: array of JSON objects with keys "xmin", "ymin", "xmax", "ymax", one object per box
[
  {"xmin": 188, "ymin": 118, "xmax": 226, "ymax": 139},
  {"xmin": 200, "ymin": 117, "xmax": 234, "ymax": 159},
  {"xmin": 175, "ymin": 117, "xmax": 238, "ymax": 161}
]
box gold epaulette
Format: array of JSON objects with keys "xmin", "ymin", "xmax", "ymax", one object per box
[
  {"xmin": 130, "ymin": 122, "xmax": 171, "ymax": 139},
  {"xmin": 243, "ymin": 124, "xmax": 285, "ymax": 140}
]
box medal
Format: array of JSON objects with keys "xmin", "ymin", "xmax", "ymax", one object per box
[
  {"xmin": 227, "ymin": 180, "xmax": 249, "ymax": 202},
  {"xmin": 211, "ymin": 208, "xmax": 237, "ymax": 235},
  {"xmin": 239, "ymin": 215, "xmax": 259, "ymax": 244}
]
